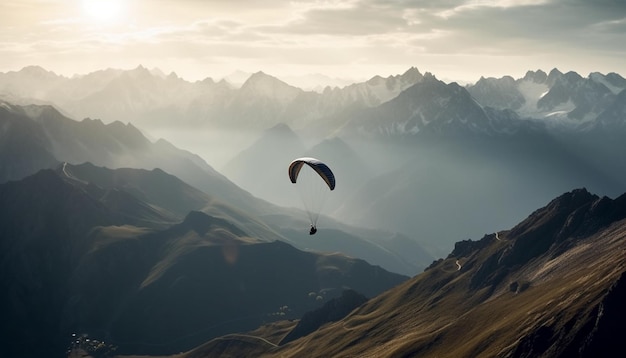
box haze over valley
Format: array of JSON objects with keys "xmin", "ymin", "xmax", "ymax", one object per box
[{"xmin": 3, "ymin": 65, "xmax": 626, "ymax": 257}]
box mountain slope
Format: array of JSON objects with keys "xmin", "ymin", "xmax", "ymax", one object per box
[
  {"xmin": 196, "ymin": 188, "xmax": 626, "ymax": 357},
  {"xmin": 60, "ymin": 162, "xmax": 213, "ymax": 219},
  {"xmin": 0, "ymin": 102, "xmax": 434, "ymax": 275},
  {"xmin": 70, "ymin": 212, "xmax": 408, "ymax": 356},
  {"xmin": 467, "ymin": 68, "xmax": 626, "ymax": 125},
  {"xmin": 0, "ymin": 100, "xmax": 274, "ymax": 216},
  {"xmin": 0, "ymin": 169, "xmax": 137, "ymax": 358},
  {"xmin": 335, "ymin": 128, "xmax": 619, "ymax": 256},
  {"xmin": 61, "ymin": 162, "xmax": 432, "ymax": 276},
  {"xmin": 277, "ymin": 189, "xmax": 626, "ymax": 357},
  {"xmin": 0, "ymin": 102, "xmax": 60, "ymax": 182},
  {"xmin": 0, "ymin": 168, "xmax": 409, "ymax": 358},
  {"xmin": 221, "ymin": 123, "xmax": 307, "ymax": 207},
  {"xmin": 324, "ymin": 72, "xmax": 622, "ymax": 255}
]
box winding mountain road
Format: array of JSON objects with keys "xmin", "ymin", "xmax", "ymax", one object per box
[
  {"xmin": 62, "ymin": 162, "xmax": 70, "ymax": 177},
  {"xmin": 219, "ymin": 334, "xmax": 278, "ymax": 348},
  {"xmin": 61, "ymin": 162, "xmax": 87, "ymax": 184}
]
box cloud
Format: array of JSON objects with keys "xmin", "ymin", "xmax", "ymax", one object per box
[{"xmin": 0, "ymin": 0, "xmax": 624, "ymax": 82}]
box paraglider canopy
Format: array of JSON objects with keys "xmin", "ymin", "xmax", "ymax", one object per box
[
  {"xmin": 288, "ymin": 157, "xmax": 335, "ymax": 231},
  {"xmin": 288, "ymin": 157, "xmax": 335, "ymax": 190}
]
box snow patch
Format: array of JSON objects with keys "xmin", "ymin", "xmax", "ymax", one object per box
[{"xmin": 516, "ymin": 80, "xmax": 549, "ymax": 117}]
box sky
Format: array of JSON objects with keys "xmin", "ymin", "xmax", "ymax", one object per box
[{"xmin": 1, "ymin": 0, "xmax": 625, "ymax": 85}]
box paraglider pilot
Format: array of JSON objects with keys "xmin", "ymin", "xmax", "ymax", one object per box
[{"xmin": 289, "ymin": 157, "xmax": 334, "ymax": 237}]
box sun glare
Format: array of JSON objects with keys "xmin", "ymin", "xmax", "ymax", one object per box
[{"xmin": 82, "ymin": 0, "xmax": 125, "ymax": 23}]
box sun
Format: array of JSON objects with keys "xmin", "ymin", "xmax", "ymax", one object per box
[{"xmin": 82, "ymin": 0, "xmax": 125, "ymax": 23}]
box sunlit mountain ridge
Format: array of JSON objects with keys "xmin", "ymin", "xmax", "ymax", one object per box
[{"xmin": 179, "ymin": 188, "xmax": 626, "ymax": 358}]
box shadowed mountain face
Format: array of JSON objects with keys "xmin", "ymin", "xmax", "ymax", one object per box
[
  {"xmin": 217, "ymin": 70, "xmax": 626, "ymax": 259},
  {"xmin": 334, "ymin": 133, "xmax": 620, "ymax": 256},
  {"xmin": 0, "ymin": 100, "xmax": 434, "ymax": 275},
  {"xmin": 69, "ymin": 214, "xmax": 407, "ymax": 356},
  {"xmin": 220, "ymin": 123, "xmax": 307, "ymax": 208},
  {"xmin": 0, "ymin": 100, "xmax": 273, "ymax": 218},
  {"xmin": 182, "ymin": 188, "xmax": 626, "ymax": 358},
  {"xmin": 0, "ymin": 102, "xmax": 60, "ymax": 182},
  {"xmin": 0, "ymin": 167, "xmax": 408, "ymax": 358},
  {"xmin": 0, "ymin": 170, "xmax": 130, "ymax": 358}
]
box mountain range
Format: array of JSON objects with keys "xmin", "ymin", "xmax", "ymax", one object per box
[
  {"xmin": 214, "ymin": 70, "xmax": 625, "ymax": 255},
  {"xmin": 3, "ymin": 64, "xmax": 626, "ymax": 251},
  {"xmin": 0, "ymin": 163, "xmax": 409, "ymax": 357},
  {"xmin": 1, "ymin": 66, "xmax": 624, "ymax": 134},
  {"xmin": 3, "ymin": 65, "xmax": 626, "ymax": 255},
  {"xmin": 0, "ymin": 100, "xmax": 432, "ymax": 276},
  {"xmin": 168, "ymin": 188, "xmax": 626, "ymax": 358},
  {"xmin": 1, "ymin": 64, "xmax": 625, "ymax": 357},
  {"xmin": 0, "ymin": 65, "xmax": 423, "ymax": 133}
]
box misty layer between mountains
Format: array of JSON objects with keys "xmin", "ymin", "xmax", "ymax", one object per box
[{"xmin": 2, "ymin": 65, "xmax": 626, "ymax": 259}]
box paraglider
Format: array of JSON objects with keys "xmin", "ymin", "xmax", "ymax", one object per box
[{"xmin": 288, "ymin": 157, "xmax": 335, "ymax": 235}]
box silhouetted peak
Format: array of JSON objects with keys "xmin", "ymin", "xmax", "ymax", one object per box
[
  {"xmin": 255, "ymin": 123, "xmax": 300, "ymax": 145},
  {"xmin": 19, "ymin": 65, "xmax": 59, "ymax": 79},
  {"xmin": 401, "ymin": 66, "xmax": 423, "ymax": 81},
  {"xmin": 480, "ymin": 75, "xmax": 515, "ymax": 84},
  {"xmin": 121, "ymin": 65, "xmax": 155, "ymax": 81},
  {"xmin": 198, "ymin": 77, "xmax": 216, "ymax": 85},
  {"xmin": 523, "ymin": 69, "xmax": 548, "ymax": 83},
  {"xmin": 366, "ymin": 75, "xmax": 385, "ymax": 86},
  {"xmin": 493, "ymin": 188, "xmax": 617, "ymax": 268},
  {"xmin": 561, "ymin": 71, "xmax": 584, "ymax": 84},
  {"xmin": 553, "ymin": 187, "xmax": 596, "ymax": 205},
  {"xmin": 26, "ymin": 168, "xmax": 65, "ymax": 187},
  {"xmin": 240, "ymin": 71, "xmax": 299, "ymax": 95},
  {"xmin": 244, "ymin": 71, "xmax": 276, "ymax": 84},
  {"xmin": 449, "ymin": 235, "xmax": 493, "ymax": 258},
  {"xmin": 547, "ymin": 68, "xmax": 564, "ymax": 85},
  {"xmin": 14, "ymin": 102, "xmax": 66, "ymax": 124},
  {"xmin": 604, "ymin": 72, "xmax": 626, "ymax": 88},
  {"xmin": 510, "ymin": 188, "xmax": 597, "ymax": 235},
  {"xmin": 134, "ymin": 64, "xmax": 149, "ymax": 72},
  {"xmin": 105, "ymin": 120, "xmax": 151, "ymax": 148},
  {"xmin": 107, "ymin": 120, "xmax": 141, "ymax": 133},
  {"xmin": 214, "ymin": 78, "xmax": 233, "ymax": 89},
  {"xmin": 423, "ymin": 72, "xmax": 437, "ymax": 81},
  {"xmin": 267, "ymin": 122, "xmax": 293, "ymax": 134},
  {"xmin": 449, "ymin": 188, "xmax": 624, "ymax": 290}
]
